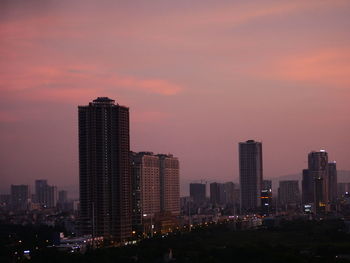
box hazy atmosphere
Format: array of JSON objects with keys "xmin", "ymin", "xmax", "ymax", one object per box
[{"xmin": 1, "ymin": 0, "xmax": 350, "ymax": 196}]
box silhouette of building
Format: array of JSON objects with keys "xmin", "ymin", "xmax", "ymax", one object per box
[
  {"xmin": 58, "ymin": 190, "xmax": 68, "ymax": 204},
  {"xmin": 309, "ymin": 150, "xmax": 329, "ymax": 213},
  {"xmin": 190, "ymin": 183, "xmax": 206, "ymax": 206},
  {"xmin": 223, "ymin": 182, "xmax": 235, "ymax": 205},
  {"xmin": 78, "ymin": 97, "xmax": 131, "ymax": 241},
  {"xmin": 11, "ymin": 185, "xmax": 30, "ymax": 211},
  {"xmin": 239, "ymin": 140, "xmax": 263, "ymax": 213},
  {"xmin": 302, "ymin": 150, "xmax": 331, "ymax": 214},
  {"xmin": 261, "ymin": 180, "xmax": 272, "ymax": 215},
  {"xmin": 328, "ymin": 161, "xmax": 337, "ymax": 204},
  {"xmin": 302, "ymin": 169, "xmax": 314, "ymax": 205},
  {"xmin": 210, "ymin": 182, "xmax": 225, "ymax": 206},
  {"xmin": 278, "ymin": 180, "xmax": 300, "ymax": 207},
  {"xmin": 35, "ymin": 180, "xmax": 57, "ymax": 208}
]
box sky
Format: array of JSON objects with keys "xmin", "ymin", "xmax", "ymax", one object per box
[{"xmin": 1, "ymin": 0, "xmax": 350, "ymax": 197}]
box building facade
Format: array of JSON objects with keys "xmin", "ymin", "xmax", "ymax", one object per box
[
  {"xmin": 210, "ymin": 182, "xmax": 224, "ymax": 206},
  {"xmin": 158, "ymin": 154, "xmax": 180, "ymax": 215},
  {"xmin": 131, "ymin": 152, "xmax": 161, "ymax": 232},
  {"xmin": 78, "ymin": 97, "xmax": 131, "ymax": 241},
  {"xmin": 328, "ymin": 161, "xmax": 338, "ymax": 204},
  {"xmin": 35, "ymin": 180, "xmax": 57, "ymax": 208},
  {"xmin": 302, "ymin": 169, "xmax": 314, "ymax": 205},
  {"xmin": 11, "ymin": 185, "xmax": 30, "ymax": 211},
  {"xmin": 261, "ymin": 180, "xmax": 272, "ymax": 215},
  {"xmin": 239, "ymin": 140, "xmax": 263, "ymax": 213},
  {"xmin": 278, "ymin": 180, "xmax": 300, "ymax": 207},
  {"xmin": 189, "ymin": 183, "xmax": 206, "ymax": 206}
]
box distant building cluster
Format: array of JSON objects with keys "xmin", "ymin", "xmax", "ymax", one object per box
[
  {"xmin": 1, "ymin": 180, "xmax": 76, "ymax": 213},
  {"xmin": 181, "ymin": 141, "xmax": 345, "ymax": 220}
]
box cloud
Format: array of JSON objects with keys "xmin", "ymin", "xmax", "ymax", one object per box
[
  {"xmin": 266, "ymin": 48, "xmax": 350, "ymax": 88},
  {"xmin": 0, "ymin": 65, "xmax": 183, "ymax": 104}
]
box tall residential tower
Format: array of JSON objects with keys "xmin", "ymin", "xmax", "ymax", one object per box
[
  {"xmin": 78, "ymin": 97, "xmax": 131, "ymax": 241},
  {"xmin": 239, "ymin": 140, "xmax": 263, "ymax": 213}
]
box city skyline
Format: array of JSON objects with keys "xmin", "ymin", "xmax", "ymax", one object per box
[{"xmin": 1, "ymin": 1, "xmax": 350, "ymax": 196}]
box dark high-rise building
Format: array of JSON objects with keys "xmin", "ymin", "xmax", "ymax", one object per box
[
  {"xmin": 189, "ymin": 183, "xmax": 206, "ymax": 206},
  {"xmin": 302, "ymin": 150, "xmax": 332, "ymax": 214},
  {"xmin": 35, "ymin": 180, "xmax": 57, "ymax": 208},
  {"xmin": 328, "ymin": 161, "xmax": 337, "ymax": 203},
  {"xmin": 302, "ymin": 169, "xmax": 314, "ymax": 205},
  {"xmin": 261, "ymin": 180, "xmax": 272, "ymax": 215},
  {"xmin": 158, "ymin": 154, "xmax": 180, "ymax": 215},
  {"xmin": 78, "ymin": 97, "xmax": 131, "ymax": 241},
  {"xmin": 35, "ymin": 179, "xmax": 47, "ymax": 204},
  {"xmin": 210, "ymin": 182, "xmax": 224, "ymax": 206},
  {"xmin": 239, "ymin": 140, "xmax": 263, "ymax": 212},
  {"xmin": 223, "ymin": 182, "xmax": 235, "ymax": 205},
  {"xmin": 278, "ymin": 180, "xmax": 300, "ymax": 207},
  {"xmin": 308, "ymin": 150, "xmax": 329, "ymax": 213},
  {"xmin": 11, "ymin": 185, "xmax": 30, "ymax": 210},
  {"xmin": 58, "ymin": 190, "xmax": 68, "ymax": 204}
]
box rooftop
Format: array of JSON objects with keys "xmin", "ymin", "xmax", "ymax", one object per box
[{"xmin": 92, "ymin": 97, "xmax": 115, "ymax": 104}]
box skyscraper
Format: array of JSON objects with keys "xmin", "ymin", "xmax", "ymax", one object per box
[
  {"xmin": 78, "ymin": 97, "xmax": 131, "ymax": 241},
  {"xmin": 302, "ymin": 150, "xmax": 332, "ymax": 214},
  {"xmin": 189, "ymin": 183, "xmax": 206, "ymax": 206},
  {"xmin": 239, "ymin": 140, "xmax": 263, "ymax": 213},
  {"xmin": 308, "ymin": 150, "xmax": 329, "ymax": 213},
  {"xmin": 302, "ymin": 169, "xmax": 314, "ymax": 205},
  {"xmin": 158, "ymin": 154, "xmax": 180, "ymax": 215}
]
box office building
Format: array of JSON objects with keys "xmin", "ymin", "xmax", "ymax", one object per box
[
  {"xmin": 158, "ymin": 154, "xmax": 180, "ymax": 215},
  {"xmin": 189, "ymin": 183, "xmax": 206, "ymax": 206},
  {"xmin": 78, "ymin": 97, "xmax": 131, "ymax": 241},
  {"xmin": 239, "ymin": 140, "xmax": 263, "ymax": 212},
  {"xmin": 11, "ymin": 185, "xmax": 30, "ymax": 210}
]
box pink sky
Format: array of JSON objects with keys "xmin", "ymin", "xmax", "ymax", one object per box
[{"xmin": 1, "ymin": 0, "xmax": 350, "ymax": 196}]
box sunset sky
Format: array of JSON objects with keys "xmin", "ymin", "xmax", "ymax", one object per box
[{"xmin": 1, "ymin": 0, "xmax": 350, "ymax": 196}]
